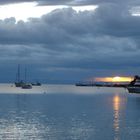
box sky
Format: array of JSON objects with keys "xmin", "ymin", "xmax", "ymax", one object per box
[{"xmin": 0, "ymin": 0, "xmax": 140, "ymax": 83}]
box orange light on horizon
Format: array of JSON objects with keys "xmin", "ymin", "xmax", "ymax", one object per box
[{"xmin": 95, "ymin": 76, "xmax": 133, "ymax": 82}]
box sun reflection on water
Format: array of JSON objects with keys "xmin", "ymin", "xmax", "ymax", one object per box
[
  {"xmin": 113, "ymin": 95, "xmax": 121, "ymax": 140},
  {"xmin": 113, "ymin": 95, "xmax": 120, "ymax": 132},
  {"xmin": 113, "ymin": 94, "xmax": 127, "ymax": 140}
]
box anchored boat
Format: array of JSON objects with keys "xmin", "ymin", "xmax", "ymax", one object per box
[
  {"xmin": 15, "ymin": 64, "xmax": 32, "ymax": 89},
  {"xmin": 31, "ymin": 82, "xmax": 41, "ymax": 86},
  {"xmin": 21, "ymin": 83, "xmax": 32, "ymax": 89}
]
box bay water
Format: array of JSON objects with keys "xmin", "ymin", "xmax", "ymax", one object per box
[{"xmin": 0, "ymin": 84, "xmax": 139, "ymax": 140}]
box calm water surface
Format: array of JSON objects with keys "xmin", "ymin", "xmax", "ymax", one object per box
[{"xmin": 0, "ymin": 85, "xmax": 140, "ymax": 140}]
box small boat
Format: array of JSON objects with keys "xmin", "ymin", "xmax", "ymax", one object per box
[
  {"xmin": 21, "ymin": 83, "xmax": 32, "ymax": 89},
  {"xmin": 15, "ymin": 64, "xmax": 24, "ymax": 87},
  {"xmin": 31, "ymin": 82, "xmax": 41, "ymax": 86},
  {"xmin": 15, "ymin": 64, "xmax": 32, "ymax": 89},
  {"xmin": 15, "ymin": 81, "xmax": 24, "ymax": 87}
]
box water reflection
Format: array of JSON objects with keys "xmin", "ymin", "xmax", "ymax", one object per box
[
  {"xmin": 113, "ymin": 95, "xmax": 120, "ymax": 134},
  {"xmin": 0, "ymin": 94, "xmax": 96, "ymax": 140},
  {"xmin": 0, "ymin": 86, "xmax": 130, "ymax": 140},
  {"xmin": 113, "ymin": 94, "xmax": 127, "ymax": 140},
  {"xmin": 0, "ymin": 94, "xmax": 52, "ymax": 140}
]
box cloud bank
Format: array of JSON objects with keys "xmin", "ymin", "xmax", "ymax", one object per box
[
  {"xmin": 0, "ymin": 1, "xmax": 140, "ymax": 83},
  {"xmin": 0, "ymin": 0, "xmax": 140, "ymax": 6}
]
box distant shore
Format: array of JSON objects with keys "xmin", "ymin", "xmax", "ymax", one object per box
[{"xmin": 75, "ymin": 82, "xmax": 129, "ymax": 88}]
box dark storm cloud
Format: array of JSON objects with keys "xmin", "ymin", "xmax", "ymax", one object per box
[
  {"xmin": 0, "ymin": 0, "xmax": 140, "ymax": 6},
  {"xmin": 0, "ymin": 1, "xmax": 140, "ymax": 82},
  {"xmin": 37, "ymin": 0, "xmax": 140, "ymax": 6},
  {"xmin": 0, "ymin": 0, "xmax": 34, "ymax": 5},
  {"xmin": 0, "ymin": 6, "xmax": 140, "ymax": 45}
]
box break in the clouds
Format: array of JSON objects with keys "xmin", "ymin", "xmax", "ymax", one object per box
[{"xmin": 0, "ymin": 1, "xmax": 140, "ymax": 83}]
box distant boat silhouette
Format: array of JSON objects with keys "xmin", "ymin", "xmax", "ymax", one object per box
[
  {"xmin": 15, "ymin": 64, "xmax": 32, "ymax": 89},
  {"xmin": 21, "ymin": 83, "xmax": 32, "ymax": 89},
  {"xmin": 15, "ymin": 64, "xmax": 24, "ymax": 87},
  {"xmin": 31, "ymin": 81, "xmax": 41, "ymax": 86}
]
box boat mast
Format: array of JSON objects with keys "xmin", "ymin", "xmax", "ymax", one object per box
[
  {"xmin": 25, "ymin": 67, "xmax": 27, "ymax": 83},
  {"xmin": 17, "ymin": 64, "xmax": 20, "ymax": 82}
]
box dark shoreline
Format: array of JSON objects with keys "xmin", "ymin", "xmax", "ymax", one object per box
[{"xmin": 75, "ymin": 83, "xmax": 129, "ymax": 88}]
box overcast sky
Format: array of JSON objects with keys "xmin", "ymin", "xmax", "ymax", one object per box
[{"xmin": 0, "ymin": 0, "xmax": 140, "ymax": 83}]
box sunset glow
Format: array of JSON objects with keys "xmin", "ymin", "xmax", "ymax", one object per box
[{"xmin": 95, "ymin": 76, "xmax": 133, "ymax": 82}]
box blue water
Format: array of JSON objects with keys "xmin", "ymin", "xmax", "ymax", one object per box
[{"xmin": 0, "ymin": 85, "xmax": 140, "ymax": 140}]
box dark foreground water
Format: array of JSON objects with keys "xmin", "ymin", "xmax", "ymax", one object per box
[{"xmin": 0, "ymin": 85, "xmax": 140, "ymax": 140}]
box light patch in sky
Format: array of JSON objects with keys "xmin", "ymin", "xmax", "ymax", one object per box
[
  {"xmin": 72, "ymin": 5, "xmax": 98, "ymax": 12},
  {"xmin": 0, "ymin": 2, "xmax": 98, "ymax": 22},
  {"xmin": 130, "ymin": 6, "xmax": 140, "ymax": 16}
]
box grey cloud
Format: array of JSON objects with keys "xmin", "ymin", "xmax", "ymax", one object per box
[
  {"xmin": 0, "ymin": 7, "xmax": 139, "ymax": 56},
  {"xmin": 37, "ymin": 0, "xmax": 140, "ymax": 6},
  {"xmin": 0, "ymin": 0, "xmax": 34, "ymax": 5},
  {"xmin": 0, "ymin": 0, "xmax": 139, "ymax": 6},
  {"xmin": 0, "ymin": 2, "xmax": 139, "ymax": 82}
]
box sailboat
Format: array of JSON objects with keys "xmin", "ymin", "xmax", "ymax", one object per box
[
  {"xmin": 15, "ymin": 64, "xmax": 24, "ymax": 87},
  {"xmin": 21, "ymin": 67, "xmax": 32, "ymax": 89},
  {"xmin": 15, "ymin": 64, "xmax": 32, "ymax": 89}
]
